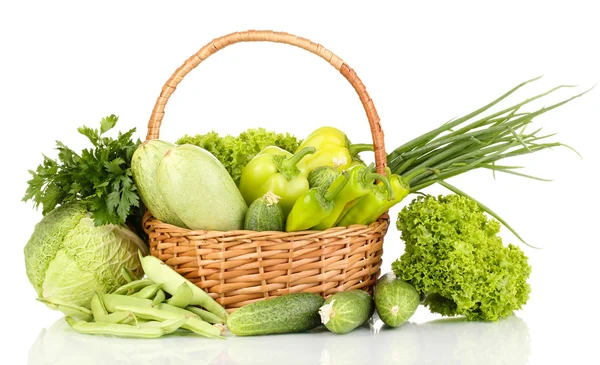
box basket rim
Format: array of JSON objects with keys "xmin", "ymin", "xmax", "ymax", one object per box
[{"xmin": 142, "ymin": 210, "xmax": 390, "ymax": 237}]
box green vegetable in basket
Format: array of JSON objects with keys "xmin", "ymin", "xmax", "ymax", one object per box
[
  {"xmin": 131, "ymin": 139, "xmax": 187, "ymax": 228},
  {"xmin": 313, "ymin": 163, "xmax": 393, "ymax": 230},
  {"xmin": 285, "ymin": 171, "xmax": 349, "ymax": 232},
  {"xmin": 238, "ymin": 146, "xmax": 316, "ymax": 216},
  {"xmin": 157, "ymin": 144, "xmax": 248, "ymax": 231},
  {"xmin": 295, "ymin": 126, "xmax": 373, "ymax": 172},
  {"xmin": 24, "ymin": 202, "xmax": 147, "ymax": 319},
  {"xmin": 336, "ymin": 168, "xmax": 410, "ymax": 227},
  {"xmin": 244, "ymin": 191, "xmax": 285, "ymax": 231},
  {"xmin": 176, "ymin": 128, "xmax": 301, "ymax": 185},
  {"xmin": 392, "ymin": 194, "xmax": 531, "ymax": 321}
]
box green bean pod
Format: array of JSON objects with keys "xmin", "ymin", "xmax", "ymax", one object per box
[
  {"xmin": 38, "ymin": 298, "xmax": 93, "ymax": 321},
  {"xmin": 99, "ymin": 311, "xmax": 135, "ymax": 324},
  {"xmin": 131, "ymin": 283, "xmax": 164, "ymax": 299},
  {"xmin": 120, "ymin": 267, "xmax": 135, "ymax": 283},
  {"xmin": 90, "ymin": 292, "xmax": 108, "ymax": 318},
  {"xmin": 185, "ymin": 306, "xmax": 225, "ymax": 324},
  {"xmin": 153, "ymin": 289, "xmax": 166, "ymax": 305},
  {"xmin": 103, "ymin": 293, "xmax": 164, "ymax": 314},
  {"xmin": 139, "ymin": 252, "xmax": 228, "ymax": 321},
  {"xmin": 113, "ymin": 303, "xmax": 223, "ymax": 339},
  {"xmin": 65, "ymin": 316, "xmax": 185, "ymax": 338},
  {"xmin": 138, "ymin": 318, "xmax": 187, "ymax": 334},
  {"xmin": 112, "ymin": 279, "xmax": 154, "ymax": 295},
  {"xmin": 166, "ymin": 283, "xmax": 193, "ymax": 308}
]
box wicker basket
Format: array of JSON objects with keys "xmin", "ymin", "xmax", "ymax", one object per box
[{"xmin": 142, "ymin": 30, "xmax": 390, "ymax": 312}]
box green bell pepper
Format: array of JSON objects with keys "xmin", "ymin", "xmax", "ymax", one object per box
[
  {"xmin": 296, "ymin": 127, "xmax": 373, "ymax": 172},
  {"xmin": 336, "ymin": 169, "xmax": 410, "ymax": 227},
  {"xmin": 238, "ymin": 146, "xmax": 316, "ymax": 216},
  {"xmin": 285, "ymin": 171, "xmax": 349, "ymax": 232}
]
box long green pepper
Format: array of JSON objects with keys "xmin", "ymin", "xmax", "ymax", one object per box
[
  {"xmin": 285, "ymin": 171, "xmax": 350, "ymax": 232},
  {"xmin": 312, "ymin": 164, "xmax": 394, "ymax": 230},
  {"xmin": 337, "ymin": 170, "xmax": 410, "ymax": 227}
]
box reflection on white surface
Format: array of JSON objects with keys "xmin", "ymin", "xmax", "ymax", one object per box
[{"xmin": 29, "ymin": 313, "xmax": 530, "ymax": 365}]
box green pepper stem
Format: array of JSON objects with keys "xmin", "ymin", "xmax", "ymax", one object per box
[
  {"xmin": 348, "ymin": 143, "xmax": 374, "ymax": 157},
  {"xmin": 324, "ymin": 172, "xmax": 349, "ymax": 201},
  {"xmin": 364, "ymin": 172, "xmax": 395, "ymax": 200},
  {"xmin": 275, "ymin": 146, "xmax": 316, "ymax": 180},
  {"xmin": 284, "ymin": 147, "xmax": 316, "ymax": 168}
]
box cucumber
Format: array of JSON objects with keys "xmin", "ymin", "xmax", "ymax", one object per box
[
  {"xmin": 157, "ymin": 144, "xmax": 248, "ymax": 231},
  {"xmin": 373, "ymin": 272, "xmax": 420, "ymax": 328},
  {"xmin": 227, "ymin": 293, "xmax": 325, "ymax": 336},
  {"xmin": 244, "ymin": 191, "xmax": 284, "ymax": 231},
  {"xmin": 319, "ymin": 290, "xmax": 374, "ymax": 334},
  {"xmin": 131, "ymin": 140, "xmax": 187, "ymax": 228}
]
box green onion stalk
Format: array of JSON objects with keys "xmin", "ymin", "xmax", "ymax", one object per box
[{"xmin": 386, "ymin": 76, "xmax": 592, "ymax": 247}]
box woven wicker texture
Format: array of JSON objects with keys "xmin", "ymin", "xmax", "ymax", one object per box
[{"xmin": 143, "ymin": 30, "xmax": 390, "ymax": 311}]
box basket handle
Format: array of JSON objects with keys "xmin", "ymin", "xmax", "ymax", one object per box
[{"xmin": 146, "ymin": 30, "xmax": 387, "ymax": 173}]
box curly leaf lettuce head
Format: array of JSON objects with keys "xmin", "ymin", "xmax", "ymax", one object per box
[
  {"xmin": 24, "ymin": 203, "xmax": 147, "ymax": 318},
  {"xmin": 176, "ymin": 128, "xmax": 301, "ymax": 185},
  {"xmin": 392, "ymin": 194, "xmax": 531, "ymax": 321}
]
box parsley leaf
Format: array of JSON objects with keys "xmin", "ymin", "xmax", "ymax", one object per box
[{"xmin": 23, "ymin": 115, "xmax": 142, "ymax": 227}]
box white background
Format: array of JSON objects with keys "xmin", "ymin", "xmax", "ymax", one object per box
[{"xmin": 2, "ymin": 1, "xmax": 599, "ymax": 364}]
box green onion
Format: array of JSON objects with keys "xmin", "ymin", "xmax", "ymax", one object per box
[{"xmin": 387, "ymin": 77, "xmax": 592, "ymax": 247}]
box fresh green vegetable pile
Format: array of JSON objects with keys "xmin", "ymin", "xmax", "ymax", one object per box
[{"xmin": 21, "ymin": 76, "xmax": 588, "ymax": 340}]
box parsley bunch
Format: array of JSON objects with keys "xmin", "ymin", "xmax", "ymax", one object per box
[{"xmin": 23, "ymin": 115, "xmax": 142, "ymax": 227}]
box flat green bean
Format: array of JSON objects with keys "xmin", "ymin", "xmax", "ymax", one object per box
[
  {"xmin": 185, "ymin": 306, "xmax": 225, "ymax": 324},
  {"xmin": 166, "ymin": 283, "xmax": 193, "ymax": 308},
  {"xmin": 131, "ymin": 283, "xmax": 164, "ymax": 299},
  {"xmin": 97, "ymin": 311, "xmax": 134, "ymax": 324},
  {"xmin": 65, "ymin": 316, "xmax": 184, "ymax": 338},
  {"xmin": 112, "ymin": 279, "xmax": 154, "ymax": 295},
  {"xmin": 120, "ymin": 267, "xmax": 135, "ymax": 283},
  {"xmin": 113, "ymin": 304, "xmax": 223, "ymax": 339},
  {"xmin": 139, "ymin": 252, "xmax": 228, "ymax": 321},
  {"xmin": 38, "ymin": 298, "xmax": 93, "ymax": 321},
  {"xmin": 90, "ymin": 292, "xmax": 108, "ymax": 319},
  {"xmin": 102, "ymin": 293, "xmax": 155, "ymax": 312},
  {"xmin": 138, "ymin": 318, "xmax": 187, "ymax": 334},
  {"xmin": 157, "ymin": 302, "xmax": 200, "ymax": 319},
  {"xmin": 153, "ymin": 289, "xmax": 166, "ymax": 305}
]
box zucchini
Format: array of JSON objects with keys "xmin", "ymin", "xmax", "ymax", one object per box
[
  {"xmin": 157, "ymin": 144, "xmax": 248, "ymax": 231},
  {"xmin": 227, "ymin": 293, "xmax": 325, "ymax": 336},
  {"xmin": 319, "ymin": 290, "xmax": 374, "ymax": 334},
  {"xmin": 244, "ymin": 191, "xmax": 284, "ymax": 231},
  {"xmin": 373, "ymin": 272, "xmax": 420, "ymax": 328},
  {"xmin": 131, "ymin": 140, "xmax": 187, "ymax": 228}
]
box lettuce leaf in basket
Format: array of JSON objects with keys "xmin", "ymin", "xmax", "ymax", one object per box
[{"xmin": 176, "ymin": 127, "xmax": 301, "ymax": 185}]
